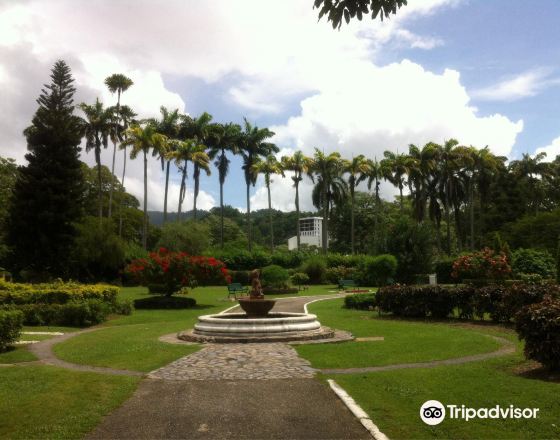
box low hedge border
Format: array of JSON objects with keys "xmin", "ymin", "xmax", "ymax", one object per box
[{"xmin": 133, "ymin": 296, "xmax": 196, "ymax": 309}]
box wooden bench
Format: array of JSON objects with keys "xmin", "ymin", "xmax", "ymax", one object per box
[
  {"xmin": 227, "ymin": 283, "xmax": 249, "ymax": 299},
  {"xmin": 338, "ymin": 279, "xmax": 358, "ymax": 290}
]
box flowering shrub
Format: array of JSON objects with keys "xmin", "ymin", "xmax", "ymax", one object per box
[
  {"xmin": 451, "ymin": 248, "xmax": 511, "ymax": 281},
  {"xmin": 125, "ymin": 248, "xmax": 230, "ymax": 295}
]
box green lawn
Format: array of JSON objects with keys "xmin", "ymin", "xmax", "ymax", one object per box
[
  {"xmin": 0, "ymin": 345, "xmax": 37, "ymax": 363},
  {"xmin": 0, "ymin": 365, "xmax": 139, "ymax": 439},
  {"xmin": 328, "ymin": 354, "xmax": 560, "ymax": 439},
  {"xmin": 295, "ymin": 298, "xmax": 503, "ymax": 369}
]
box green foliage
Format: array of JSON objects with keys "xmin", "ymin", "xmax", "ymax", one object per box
[
  {"xmin": 451, "ymin": 248, "xmax": 511, "ymax": 281},
  {"xmin": 156, "ymin": 220, "xmax": 210, "ymax": 255},
  {"xmin": 516, "ymin": 296, "xmax": 560, "ymax": 370},
  {"xmin": 301, "ymin": 256, "xmax": 327, "ymax": 284},
  {"xmin": 376, "ymin": 283, "xmax": 559, "ymax": 322},
  {"xmin": 203, "ymin": 214, "xmax": 248, "ymax": 248},
  {"xmin": 344, "ymin": 293, "xmax": 376, "ymax": 310},
  {"xmin": 0, "ymin": 157, "xmax": 18, "ymax": 264},
  {"xmin": 314, "ymin": 0, "xmax": 407, "ymax": 29},
  {"xmin": 291, "ymin": 272, "xmax": 310, "ymax": 287},
  {"xmin": 325, "ymin": 266, "xmax": 356, "ymax": 284},
  {"xmin": 387, "ymin": 217, "xmax": 435, "ymax": 283},
  {"xmin": 13, "ymin": 299, "xmax": 110, "ymax": 326},
  {"xmin": 229, "ymin": 270, "xmax": 250, "ymax": 285},
  {"xmin": 500, "ymin": 209, "xmax": 560, "ymax": 255},
  {"xmin": 133, "ymin": 295, "xmax": 196, "ymax": 309},
  {"xmin": 260, "ymin": 265, "xmax": 290, "ymax": 289},
  {"xmin": 0, "ymin": 280, "xmax": 119, "ymax": 306},
  {"xmin": 511, "ymin": 248, "xmax": 556, "ymax": 279},
  {"xmin": 355, "ymin": 254, "xmax": 397, "ymax": 286},
  {"xmin": 433, "ymin": 257, "xmax": 456, "ymax": 284},
  {"xmin": 72, "ymin": 216, "xmax": 126, "ymax": 280},
  {"xmin": 7, "ymin": 60, "xmax": 85, "ymax": 278},
  {"xmin": 0, "ymin": 309, "xmax": 23, "ymax": 351}
]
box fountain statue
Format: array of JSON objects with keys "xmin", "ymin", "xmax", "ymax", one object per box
[{"xmin": 237, "ymin": 269, "xmax": 276, "ymax": 317}]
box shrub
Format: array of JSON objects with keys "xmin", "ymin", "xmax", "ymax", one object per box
[
  {"xmin": 325, "ymin": 266, "xmax": 356, "ymax": 285},
  {"xmin": 434, "ymin": 257, "xmax": 456, "ymax": 284},
  {"xmin": 515, "ymin": 297, "xmax": 560, "ymax": 370},
  {"xmin": 230, "ymin": 270, "xmax": 250, "ymax": 285},
  {"xmin": 133, "ymin": 296, "xmax": 196, "ymax": 309},
  {"xmin": 344, "ymin": 293, "xmax": 376, "ymax": 310},
  {"xmin": 261, "ymin": 265, "xmax": 290, "ymax": 289},
  {"xmin": 291, "ymin": 272, "xmax": 310, "ymax": 287},
  {"xmin": 0, "ymin": 280, "xmax": 119, "ymax": 306},
  {"xmin": 125, "ymin": 248, "xmax": 230, "ymax": 295},
  {"xmin": 0, "ymin": 309, "xmax": 23, "ymax": 351},
  {"xmin": 493, "ymin": 283, "xmax": 559, "ymax": 323},
  {"xmin": 156, "ymin": 220, "xmax": 211, "ymax": 255},
  {"xmin": 356, "ymin": 254, "xmax": 397, "ymax": 286},
  {"xmin": 113, "ymin": 299, "xmax": 134, "ymax": 315},
  {"xmin": 452, "ymin": 248, "xmax": 511, "ymax": 281},
  {"xmin": 511, "ymin": 248, "xmax": 556, "ymax": 279},
  {"xmin": 376, "ymin": 285, "xmax": 455, "ymax": 318},
  {"xmin": 14, "ymin": 299, "xmax": 110, "ymax": 326},
  {"xmin": 301, "ymin": 257, "xmax": 327, "ymax": 284}
]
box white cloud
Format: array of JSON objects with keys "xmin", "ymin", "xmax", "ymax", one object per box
[
  {"xmin": 471, "ymin": 69, "xmax": 560, "ymax": 101},
  {"xmin": 535, "ymin": 135, "xmax": 560, "ymax": 161}
]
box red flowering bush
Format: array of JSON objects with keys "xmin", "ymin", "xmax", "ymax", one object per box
[
  {"xmin": 451, "ymin": 248, "xmax": 511, "ymax": 281},
  {"xmin": 125, "ymin": 248, "xmax": 230, "ymax": 296}
]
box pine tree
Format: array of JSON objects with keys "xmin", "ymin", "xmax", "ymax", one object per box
[{"xmin": 7, "ymin": 60, "xmax": 85, "ymax": 279}]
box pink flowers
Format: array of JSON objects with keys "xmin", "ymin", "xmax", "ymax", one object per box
[{"xmin": 452, "ymin": 248, "xmax": 511, "ymax": 281}]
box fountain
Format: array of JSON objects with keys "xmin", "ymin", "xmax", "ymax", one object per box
[{"xmin": 178, "ymin": 269, "xmax": 335, "ymax": 343}]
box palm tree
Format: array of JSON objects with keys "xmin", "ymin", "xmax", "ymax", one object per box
[
  {"xmin": 343, "ymin": 155, "xmax": 371, "ymax": 254},
  {"xmin": 509, "ymin": 152, "xmax": 551, "ymax": 215},
  {"xmin": 407, "ymin": 143, "xmax": 438, "ymax": 223},
  {"xmin": 308, "ymin": 149, "xmax": 346, "ymax": 253},
  {"xmin": 281, "ymin": 151, "xmax": 311, "ymax": 250},
  {"xmin": 79, "ymin": 98, "xmax": 112, "ymax": 221},
  {"xmin": 147, "ymin": 106, "xmax": 181, "ymax": 223},
  {"xmin": 121, "ymin": 124, "xmax": 167, "ymax": 249},
  {"xmin": 252, "ymin": 155, "xmax": 284, "ymax": 252},
  {"xmin": 207, "ymin": 122, "xmax": 242, "ymax": 248},
  {"xmin": 366, "ymin": 157, "xmax": 386, "ymax": 254},
  {"xmin": 381, "ymin": 151, "xmax": 412, "ymax": 213},
  {"xmin": 239, "ymin": 119, "xmax": 278, "ymax": 252},
  {"xmin": 104, "ymin": 73, "xmax": 133, "ymax": 218},
  {"xmin": 116, "ymin": 105, "xmax": 137, "ymax": 236},
  {"xmin": 179, "ymin": 112, "xmax": 213, "ymax": 219},
  {"xmin": 170, "ymin": 140, "xmax": 210, "ymax": 220}
]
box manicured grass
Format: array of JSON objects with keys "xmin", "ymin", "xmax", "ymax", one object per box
[
  {"xmin": 328, "ymin": 354, "xmax": 560, "ymax": 439},
  {"xmin": 0, "ymin": 365, "xmax": 139, "ymax": 439},
  {"xmin": 53, "ymin": 286, "xmax": 229, "ymax": 371},
  {"xmin": 0, "ymin": 346, "xmax": 36, "ymax": 363},
  {"xmin": 295, "ymin": 298, "xmax": 502, "ymax": 369}
]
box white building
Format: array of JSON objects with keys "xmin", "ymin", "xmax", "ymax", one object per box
[{"xmin": 288, "ymin": 217, "xmax": 324, "ymax": 250}]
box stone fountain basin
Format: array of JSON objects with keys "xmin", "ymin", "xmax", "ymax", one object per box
[{"xmin": 193, "ymin": 312, "xmax": 321, "ymax": 335}]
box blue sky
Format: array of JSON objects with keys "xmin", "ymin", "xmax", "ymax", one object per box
[{"xmin": 1, "ymin": 0, "xmax": 560, "ymax": 211}]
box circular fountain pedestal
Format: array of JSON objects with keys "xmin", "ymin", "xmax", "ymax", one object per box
[{"xmin": 178, "ymin": 312, "xmax": 335, "ymax": 343}]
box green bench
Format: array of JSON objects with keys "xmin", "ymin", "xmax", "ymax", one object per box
[
  {"xmin": 338, "ymin": 279, "xmax": 358, "ymax": 290},
  {"xmin": 227, "ymin": 283, "xmax": 249, "ymax": 299}
]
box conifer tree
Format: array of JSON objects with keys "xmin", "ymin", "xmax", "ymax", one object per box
[{"xmin": 7, "ymin": 60, "xmax": 84, "ymax": 278}]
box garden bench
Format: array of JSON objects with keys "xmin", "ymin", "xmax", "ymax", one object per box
[
  {"xmin": 338, "ymin": 279, "xmax": 358, "ymax": 290},
  {"xmin": 227, "ymin": 283, "xmax": 249, "ymax": 299}
]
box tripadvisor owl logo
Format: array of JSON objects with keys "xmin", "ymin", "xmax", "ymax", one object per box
[
  {"xmin": 420, "ymin": 400, "xmax": 446, "ymax": 425},
  {"xmin": 420, "ymin": 400, "xmax": 540, "ymax": 425}
]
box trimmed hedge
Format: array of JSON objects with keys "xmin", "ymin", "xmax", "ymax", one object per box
[
  {"xmin": 261, "ymin": 265, "xmax": 290, "ymax": 289},
  {"xmin": 0, "ymin": 280, "xmax": 119, "ymax": 306},
  {"xmin": 344, "ymin": 293, "xmax": 376, "ymax": 310},
  {"xmin": 133, "ymin": 296, "xmax": 196, "ymax": 309},
  {"xmin": 355, "ymin": 254, "xmax": 397, "ymax": 286},
  {"xmin": 0, "ymin": 309, "xmax": 23, "ymax": 351},
  {"xmin": 375, "ymin": 283, "xmax": 560, "ymax": 322},
  {"xmin": 10, "ymin": 300, "xmax": 110, "ymax": 327},
  {"xmin": 516, "ymin": 296, "xmax": 560, "ymax": 370}
]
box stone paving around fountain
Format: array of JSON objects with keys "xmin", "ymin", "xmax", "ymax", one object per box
[{"xmin": 148, "ymin": 342, "xmax": 316, "ymax": 380}]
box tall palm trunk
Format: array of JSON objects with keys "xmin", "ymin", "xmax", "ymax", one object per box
[
  {"xmin": 142, "ymin": 150, "xmax": 148, "ymax": 249},
  {"xmin": 177, "ymin": 165, "xmax": 187, "ymax": 220},
  {"xmin": 454, "ymin": 207, "xmax": 462, "ymax": 253},
  {"xmin": 96, "ymin": 150, "xmax": 103, "ymax": 223},
  {"xmin": 118, "ymin": 146, "xmax": 127, "ymax": 237},
  {"xmin": 469, "ymin": 180, "xmax": 475, "ymax": 250},
  {"xmin": 219, "ymin": 179, "xmax": 225, "ymax": 249},
  {"xmin": 445, "ymin": 205, "xmax": 451, "ymax": 255},
  {"xmin": 267, "ymin": 178, "xmax": 274, "ymax": 252},
  {"xmin": 246, "ymin": 180, "xmax": 252, "ymax": 252},
  {"xmin": 295, "ymin": 180, "xmax": 301, "ymax": 250},
  {"xmin": 373, "ymin": 180, "xmax": 379, "ymax": 254},
  {"xmin": 163, "ymin": 160, "xmax": 170, "ymax": 223},
  {"xmin": 193, "ymin": 163, "xmax": 200, "ymax": 220},
  {"xmin": 350, "ymin": 185, "xmax": 355, "ymax": 254},
  {"xmin": 322, "ymin": 184, "xmax": 328, "ymax": 253},
  {"xmin": 399, "ymin": 184, "xmax": 404, "ymax": 213},
  {"xmin": 108, "ymin": 89, "xmax": 121, "ymax": 218}
]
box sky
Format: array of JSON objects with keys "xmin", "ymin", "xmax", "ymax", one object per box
[{"xmin": 1, "ymin": 0, "xmax": 560, "ymax": 213}]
